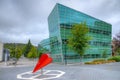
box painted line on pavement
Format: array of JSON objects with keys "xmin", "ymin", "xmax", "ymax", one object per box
[{"xmin": 17, "ymin": 70, "xmax": 65, "ymax": 80}]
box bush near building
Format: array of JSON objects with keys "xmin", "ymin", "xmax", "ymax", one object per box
[
  {"xmin": 85, "ymin": 58, "xmax": 116, "ymax": 65},
  {"xmin": 108, "ymin": 56, "xmax": 120, "ymax": 62}
]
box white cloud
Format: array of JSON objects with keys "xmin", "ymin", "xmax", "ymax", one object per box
[{"xmin": 0, "ymin": 0, "xmax": 120, "ymax": 45}]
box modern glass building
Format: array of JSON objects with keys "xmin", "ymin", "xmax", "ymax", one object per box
[
  {"xmin": 48, "ymin": 3, "xmax": 112, "ymax": 63},
  {"xmin": 38, "ymin": 38, "xmax": 50, "ymax": 53}
]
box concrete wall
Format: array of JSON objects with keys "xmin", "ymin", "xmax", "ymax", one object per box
[{"xmin": 0, "ymin": 42, "xmax": 3, "ymax": 61}]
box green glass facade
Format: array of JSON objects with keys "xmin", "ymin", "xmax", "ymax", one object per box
[
  {"xmin": 38, "ymin": 38, "xmax": 50, "ymax": 53},
  {"xmin": 48, "ymin": 3, "xmax": 112, "ymax": 63}
]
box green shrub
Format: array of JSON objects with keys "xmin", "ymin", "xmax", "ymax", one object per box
[
  {"xmin": 107, "ymin": 60, "xmax": 116, "ymax": 63},
  {"xmin": 93, "ymin": 59, "xmax": 106, "ymax": 62},
  {"xmin": 108, "ymin": 56, "xmax": 120, "ymax": 62},
  {"xmin": 85, "ymin": 58, "xmax": 117, "ymax": 65},
  {"xmin": 85, "ymin": 62, "xmax": 92, "ymax": 64},
  {"xmin": 85, "ymin": 61, "xmax": 102, "ymax": 65}
]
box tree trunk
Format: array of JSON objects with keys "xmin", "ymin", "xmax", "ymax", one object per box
[{"xmin": 80, "ymin": 55, "xmax": 83, "ymax": 65}]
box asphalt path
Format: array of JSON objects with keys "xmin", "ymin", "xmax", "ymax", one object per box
[{"xmin": 0, "ymin": 62, "xmax": 120, "ymax": 80}]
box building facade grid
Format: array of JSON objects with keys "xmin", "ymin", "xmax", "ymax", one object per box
[{"xmin": 47, "ymin": 3, "xmax": 111, "ymax": 63}]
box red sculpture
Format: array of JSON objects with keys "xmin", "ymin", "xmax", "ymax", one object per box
[{"xmin": 32, "ymin": 54, "xmax": 52, "ymax": 73}]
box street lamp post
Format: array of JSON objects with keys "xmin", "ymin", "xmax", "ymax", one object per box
[
  {"xmin": 14, "ymin": 43, "xmax": 17, "ymax": 65},
  {"xmin": 64, "ymin": 24, "xmax": 67, "ymax": 65},
  {"xmin": 64, "ymin": 40, "xmax": 67, "ymax": 65}
]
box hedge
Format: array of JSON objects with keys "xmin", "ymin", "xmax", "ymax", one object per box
[{"xmin": 108, "ymin": 56, "xmax": 120, "ymax": 62}]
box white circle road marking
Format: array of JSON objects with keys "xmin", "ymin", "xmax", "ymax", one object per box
[{"xmin": 17, "ymin": 70, "xmax": 65, "ymax": 80}]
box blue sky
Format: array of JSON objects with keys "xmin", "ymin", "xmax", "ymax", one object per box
[{"xmin": 0, "ymin": 0, "xmax": 120, "ymax": 45}]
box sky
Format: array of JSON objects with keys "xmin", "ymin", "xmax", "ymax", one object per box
[{"xmin": 0, "ymin": 0, "xmax": 120, "ymax": 46}]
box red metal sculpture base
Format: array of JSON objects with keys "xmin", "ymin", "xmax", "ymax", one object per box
[{"xmin": 32, "ymin": 54, "xmax": 52, "ymax": 73}]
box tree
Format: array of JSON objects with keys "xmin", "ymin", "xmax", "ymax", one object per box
[
  {"xmin": 27, "ymin": 46, "xmax": 37, "ymax": 58},
  {"xmin": 116, "ymin": 47, "xmax": 120, "ymax": 55},
  {"xmin": 10, "ymin": 44, "xmax": 22, "ymax": 64},
  {"xmin": 10, "ymin": 44, "xmax": 16, "ymax": 58},
  {"xmin": 15, "ymin": 47, "xmax": 22, "ymax": 60},
  {"xmin": 68, "ymin": 22, "xmax": 90, "ymax": 62},
  {"xmin": 112, "ymin": 32, "xmax": 120, "ymax": 56},
  {"xmin": 102, "ymin": 49, "xmax": 107, "ymax": 58},
  {"xmin": 23, "ymin": 39, "xmax": 32, "ymax": 57}
]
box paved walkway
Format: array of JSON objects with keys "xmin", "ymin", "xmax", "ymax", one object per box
[
  {"xmin": 0, "ymin": 58, "xmax": 36, "ymax": 68},
  {"xmin": 47, "ymin": 62, "xmax": 120, "ymax": 80},
  {"xmin": 0, "ymin": 59, "xmax": 120, "ymax": 80}
]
